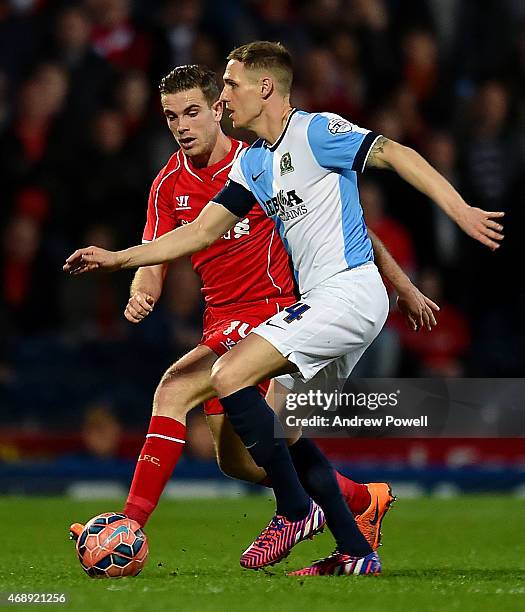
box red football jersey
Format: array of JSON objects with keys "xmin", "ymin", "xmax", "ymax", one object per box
[{"xmin": 142, "ymin": 138, "xmax": 296, "ymax": 308}]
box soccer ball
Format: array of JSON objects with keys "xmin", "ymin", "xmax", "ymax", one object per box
[{"xmin": 76, "ymin": 512, "xmax": 149, "ymax": 578}]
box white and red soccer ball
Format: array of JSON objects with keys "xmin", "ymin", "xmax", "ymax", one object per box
[{"xmin": 76, "ymin": 512, "xmax": 149, "ymax": 578}]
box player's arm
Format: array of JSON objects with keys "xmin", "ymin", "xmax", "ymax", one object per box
[
  {"xmin": 63, "ymin": 203, "xmax": 239, "ymax": 274},
  {"xmin": 125, "ymin": 265, "xmax": 167, "ymax": 324},
  {"xmin": 368, "ymin": 229, "xmax": 439, "ymax": 331},
  {"xmin": 131, "ymin": 264, "xmax": 167, "ymax": 301},
  {"xmin": 365, "ymin": 136, "xmax": 504, "ymax": 250}
]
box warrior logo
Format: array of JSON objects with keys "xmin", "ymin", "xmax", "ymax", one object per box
[{"xmin": 175, "ymin": 195, "xmax": 191, "ymax": 209}]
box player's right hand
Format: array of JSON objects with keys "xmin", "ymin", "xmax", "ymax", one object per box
[
  {"xmin": 125, "ymin": 291, "xmax": 155, "ymax": 323},
  {"xmin": 64, "ymin": 246, "xmax": 122, "ymax": 274}
]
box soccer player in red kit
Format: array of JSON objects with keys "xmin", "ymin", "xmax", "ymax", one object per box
[{"xmin": 70, "ymin": 65, "xmax": 438, "ymax": 553}]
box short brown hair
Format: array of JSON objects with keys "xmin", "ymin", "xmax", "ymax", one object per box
[
  {"xmin": 227, "ymin": 41, "xmax": 293, "ymax": 94},
  {"xmin": 159, "ymin": 64, "xmax": 220, "ymax": 106}
]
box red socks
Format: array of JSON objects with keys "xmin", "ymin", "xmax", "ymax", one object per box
[
  {"xmin": 124, "ymin": 416, "xmax": 371, "ymax": 526},
  {"xmin": 124, "ymin": 415, "xmax": 186, "ymax": 527},
  {"xmin": 334, "ymin": 471, "xmax": 371, "ymax": 516},
  {"xmin": 258, "ymin": 470, "xmax": 371, "ymax": 516}
]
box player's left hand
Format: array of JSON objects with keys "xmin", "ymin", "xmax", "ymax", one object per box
[
  {"xmin": 63, "ymin": 246, "xmax": 122, "ymax": 275},
  {"xmin": 396, "ymin": 284, "xmax": 440, "ymax": 332},
  {"xmin": 125, "ymin": 291, "xmax": 155, "ymax": 323},
  {"xmin": 456, "ymin": 207, "xmax": 504, "ymax": 250}
]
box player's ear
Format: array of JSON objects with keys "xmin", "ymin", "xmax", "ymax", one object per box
[
  {"xmin": 212, "ymin": 99, "xmax": 224, "ymax": 122},
  {"xmin": 261, "ymin": 77, "xmax": 274, "ymax": 100}
]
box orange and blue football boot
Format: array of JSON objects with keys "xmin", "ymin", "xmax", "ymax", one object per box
[
  {"xmin": 69, "ymin": 523, "xmax": 84, "ymax": 541},
  {"xmin": 355, "ymin": 483, "xmax": 396, "ymax": 550}
]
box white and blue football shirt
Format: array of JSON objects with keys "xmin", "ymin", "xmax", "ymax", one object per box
[{"xmin": 213, "ymin": 110, "xmax": 381, "ymax": 295}]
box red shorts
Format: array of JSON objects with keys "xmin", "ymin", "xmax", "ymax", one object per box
[{"xmin": 201, "ymin": 298, "xmax": 296, "ymax": 415}]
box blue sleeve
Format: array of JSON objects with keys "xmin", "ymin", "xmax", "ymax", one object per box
[
  {"xmin": 212, "ymin": 179, "xmax": 255, "ymax": 217},
  {"xmin": 307, "ymin": 114, "xmax": 380, "ymax": 173}
]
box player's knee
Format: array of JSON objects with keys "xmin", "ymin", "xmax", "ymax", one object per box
[
  {"xmin": 152, "ymin": 366, "xmax": 192, "ymax": 419},
  {"xmin": 210, "ymin": 358, "xmax": 238, "ymax": 397}
]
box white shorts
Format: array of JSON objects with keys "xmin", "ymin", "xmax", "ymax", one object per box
[{"xmin": 251, "ymin": 263, "xmax": 389, "ymax": 388}]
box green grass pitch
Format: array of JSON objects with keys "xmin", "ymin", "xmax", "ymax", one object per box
[{"xmin": 0, "ymin": 495, "xmax": 523, "ymax": 611}]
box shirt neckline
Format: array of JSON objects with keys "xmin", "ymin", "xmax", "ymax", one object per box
[
  {"xmin": 265, "ymin": 108, "xmax": 297, "ymax": 152},
  {"xmin": 187, "ymin": 136, "xmax": 238, "ymax": 174}
]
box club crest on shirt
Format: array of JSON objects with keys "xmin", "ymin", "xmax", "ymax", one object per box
[
  {"xmin": 327, "ymin": 118, "xmax": 353, "ymax": 135},
  {"xmin": 280, "ymin": 152, "xmax": 294, "ymax": 175}
]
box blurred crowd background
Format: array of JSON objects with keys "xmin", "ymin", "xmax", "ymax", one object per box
[{"xmin": 0, "ymin": 0, "xmax": 524, "ymax": 489}]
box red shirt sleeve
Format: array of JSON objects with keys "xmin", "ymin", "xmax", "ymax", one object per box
[{"xmin": 142, "ymin": 165, "xmax": 178, "ymax": 242}]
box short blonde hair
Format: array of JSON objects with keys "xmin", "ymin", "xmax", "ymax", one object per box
[{"xmin": 227, "ymin": 41, "xmax": 293, "ymax": 95}]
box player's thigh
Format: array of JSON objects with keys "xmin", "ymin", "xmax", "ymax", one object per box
[
  {"xmin": 153, "ymin": 344, "xmax": 218, "ymax": 419},
  {"xmin": 210, "ymin": 333, "xmax": 297, "ymax": 396},
  {"xmin": 252, "ymin": 265, "xmax": 389, "ymax": 382},
  {"xmin": 206, "ymin": 413, "xmax": 266, "ymax": 482}
]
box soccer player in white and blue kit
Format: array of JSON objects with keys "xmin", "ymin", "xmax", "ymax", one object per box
[{"xmin": 65, "ymin": 41, "xmax": 504, "ymax": 576}]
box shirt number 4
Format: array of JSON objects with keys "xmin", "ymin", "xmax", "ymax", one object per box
[{"xmin": 283, "ymin": 302, "xmax": 311, "ymax": 323}]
